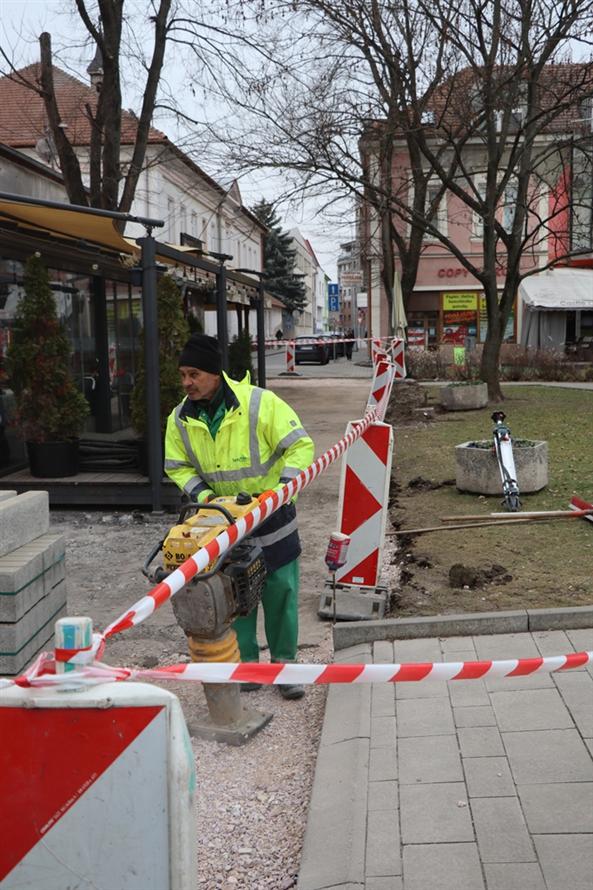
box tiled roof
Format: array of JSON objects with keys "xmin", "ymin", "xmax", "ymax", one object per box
[{"xmin": 0, "ymin": 63, "xmax": 167, "ymax": 148}]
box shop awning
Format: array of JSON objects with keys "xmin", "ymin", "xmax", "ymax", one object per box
[
  {"xmin": 519, "ymin": 268, "xmax": 593, "ymax": 310},
  {"xmin": 0, "ymin": 197, "xmax": 141, "ymax": 255}
]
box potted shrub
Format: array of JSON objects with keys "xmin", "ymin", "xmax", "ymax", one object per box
[
  {"xmin": 6, "ymin": 255, "xmax": 89, "ymax": 477},
  {"xmin": 228, "ymin": 329, "xmax": 254, "ymax": 381},
  {"xmin": 131, "ymin": 274, "xmax": 189, "ymax": 473},
  {"xmin": 440, "ymin": 348, "xmax": 488, "ymax": 410}
]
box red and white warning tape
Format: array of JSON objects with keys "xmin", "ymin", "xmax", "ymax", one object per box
[{"xmin": 5, "ymin": 650, "xmax": 591, "ymax": 690}]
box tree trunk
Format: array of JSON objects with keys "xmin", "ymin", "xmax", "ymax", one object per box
[{"xmin": 480, "ymin": 320, "xmax": 504, "ymax": 401}]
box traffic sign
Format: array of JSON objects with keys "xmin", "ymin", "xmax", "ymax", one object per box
[{"xmin": 328, "ymin": 294, "xmax": 340, "ymax": 312}]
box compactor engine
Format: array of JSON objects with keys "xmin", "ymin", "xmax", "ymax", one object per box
[{"xmin": 143, "ymin": 492, "xmax": 267, "ymax": 621}]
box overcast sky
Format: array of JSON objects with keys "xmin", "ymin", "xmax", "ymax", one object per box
[{"xmin": 0, "ymin": 0, "xmax": 348, "ymax": 278}]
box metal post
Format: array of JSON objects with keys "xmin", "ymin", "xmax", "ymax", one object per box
[
  {"xmin": 256, "ymin": 279, "xmax": 266, "ymax": 388},
  {"xmin": 216, "ymin": 262, "xmax": 229, "ymax": 371},
  {"xmin": 139, "ymin": 234, "xmax": 162, "ymax": 512}
]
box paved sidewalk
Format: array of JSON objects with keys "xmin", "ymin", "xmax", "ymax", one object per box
[{"xmin": 298, "ymin": 627, "xmax": 593, "ymax": 890}]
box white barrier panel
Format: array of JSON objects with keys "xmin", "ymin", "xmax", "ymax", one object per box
[
  {"xmin": 335, "ymin": 421, "xmax": 394, "ymax": 589},
  {"xmin": 0, "ymin": 682, "xmax": 195, "ymax": 890}
]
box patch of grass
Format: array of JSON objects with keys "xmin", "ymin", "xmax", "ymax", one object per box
[{"xmin": 390, "ymin": 385, "xmax": 593, "ymax": 616}]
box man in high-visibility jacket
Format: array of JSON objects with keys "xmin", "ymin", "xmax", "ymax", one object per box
[{"xmin": 164, "ymin": 333, "xmax": 314, "ymax": 699}]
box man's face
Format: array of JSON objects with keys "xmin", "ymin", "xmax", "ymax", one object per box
[{"xmin": 179, "ymin": 366, "xmax": 221, "ymax": 401}]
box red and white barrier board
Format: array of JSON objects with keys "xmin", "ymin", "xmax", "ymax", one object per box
[
  {"xmin": 390, "ymin": 338, "xmax": 406, "ymax": 378},
  {"xmin": 366, "ymin": 358, "xmax": 396, "ymax": 421},
  {"xmin": 0, "ymin": 682, "xmax": 195, "ymax": 890},
  {"xmin": 335, "ymin": 420, "xmax": 394, "ymax": 589}
]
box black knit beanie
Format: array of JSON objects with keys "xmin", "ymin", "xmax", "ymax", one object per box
[{"xmin": 178, "ymin": 333, "xmax": 222, "ymax": 375}]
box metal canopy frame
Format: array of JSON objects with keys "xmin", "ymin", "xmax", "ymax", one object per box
[{"xmin": 0, "ymin": 192, "xmax": 269, "ymax": 512}]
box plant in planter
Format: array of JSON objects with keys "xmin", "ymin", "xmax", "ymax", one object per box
[
  {"xmin": 130, "ymin": 274, "xmax": 189, "ymax": 471},
  {"xmin": 440, "ymin": 348, "xmax": 488, "ymax": 410},
  {"xmin": 6, "ymin": 255, "xmax": 89, "ymax": 477},
  {"xmin": 228, "ymin": 329, "xmax": 254, "ymax": 381}
]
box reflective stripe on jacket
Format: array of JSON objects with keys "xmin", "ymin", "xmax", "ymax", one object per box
[{"xmin": 164, "ymin": 372, "xmax": 314, "ymax": 571}]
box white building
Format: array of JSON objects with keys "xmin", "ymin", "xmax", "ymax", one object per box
[{"xmin": 287, "ymin": 228, "xmax": 330, "ymax": 335}]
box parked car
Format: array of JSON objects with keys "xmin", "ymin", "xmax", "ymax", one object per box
[
  {"xmin": 294, "ymin": 336, "xmax": 330, "ymax": 365},
  {"xmin": 316, "ymin": 333, "xmax": 339, "ymax": 359}
]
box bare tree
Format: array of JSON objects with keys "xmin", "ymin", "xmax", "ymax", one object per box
[{"xmin": 207, "ymin": 0, "xmax": 593, "ymax": 398}]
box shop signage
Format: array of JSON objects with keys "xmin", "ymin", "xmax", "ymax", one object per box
[
  {"xmin": 443, "ymin": 293, "xmax": 478, "ymax": 311},
  {"xmin": 340, "ymin": 272, "xmax": 363, "ymax": 286}
]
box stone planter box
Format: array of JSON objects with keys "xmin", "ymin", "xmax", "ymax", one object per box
[
  {"xmin": 440, "ymin": 382, "xmax": 488, "ymax": 411},
  {"xmin": 455, "ymin": 440, "xmax": 548, "ymax": 494}
]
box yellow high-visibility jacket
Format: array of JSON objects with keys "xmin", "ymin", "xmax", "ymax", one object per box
[{"xmin": 164, "ymin": 373, "xmax": 314, "ymax": 571}]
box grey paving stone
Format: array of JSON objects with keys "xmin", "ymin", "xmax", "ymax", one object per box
[
  {"xmin": 531, "ymin": 629, "xmax": 573, "ymax": 656},
  {"xmin": 403, "ymin": 843, "xmax": 485, "ymax": 890},
  {"xmin": 483, "ymin": 863, "xmax": 546, "ymax": 890},
  {"xmin": 485, "ymin": 672, "xmax": 554, "ymax": 692},
  {"xmin": 0, "ymin": 491, "xmax": 49, "ymax": 559},
  {"xmin": 395, "ymin": 679, "xmax": 449, "ymax": 700},
  {"xmin": 320, "ymin": 683, "xmax": 371, "ymax": 746},
  {"xmin": 393, "ymin": 636, "xmax": 443, "ymax": 662},
  {"xmin": 365, "ymin": 879, "xmax": 402, "ymax": 890},
  {"xmin": 366, "ymin": 809, "xmax": 401, "ymax": 877},
  {"xmin": 449, "ymin": 680, "xmax": 490, "ymax": 708},
  {"xmin": 440, "ymin": 636, "xmax": 478, "ymax": 655},
  {"xmin": 471, "ymin": 796, "xmax": 535, "ymax": 863},
  {"xmin": 369, "ymin": 744, "xmax": 397, "ymax": 782},
  {"xmin": 398, "ymin": 735, "xmax": 463, "ymax": 784},
  {"xmin": 585, "ymin": 738, "xmax": 593, "ymax": 758},
  {"xmin": 400, "ymin": 783, "xmax": 473, "ymax": 844},
  {"xmin": 502, "ymin": 729, "xmax": 593, "ymax": 784},
  {"xmin": 458, "ymin": 726, "xmax": 505, "ymax": 757},
  {"xmin": 566, "ymin": 628, "xmax": 593, "ymax": 652},
  {"xmin": 533, "ymin": 834, "xmax": 593, "ymax": 890},
  {"xmin": 297, "ymin": 738, "xmax": 368, "ymax": 890},
  {"xmin": 372, "ymin": 684, "xmax": 396, "ymax": 718},
  {"xmin": 454, "ymin": 705, "xmax": 496, "ymax": 728},
  {"xmin": 463, "ymin": 757, "xmax": 516, "ymax": 797},
  {"xmin": 517, "ymin": 782, "xmax": 593, "ymax": 833},
  {"xmin": 371, "ymin": 715, "xmax": 396, "ymax": 749},
  {"xmin": 396, "ymin": 697, "xmax": 454, "ymax": 737},
  {"xmin": 373, "ymin": 640, "xmax": 394, "ymax": 663},
  {"xmin": 368, "ymin": 780, "xmax": 398, "ymax": 812},
  {"xmin": 336, "ymin": 643, "xmax": 373, "ymax": 663},
  {"xmin": 472, "ymin": 632, "xmax": 540, "ymax": 659},
  {"xmin": 553, "ymin": 672, "xmax": 593, "ymax": 737},
  {"xmin": 490, "ymin": 688, "xmax": 574, "ymax": 731}
]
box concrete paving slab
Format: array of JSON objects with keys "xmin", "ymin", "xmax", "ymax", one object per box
[
  {"xmin": 448, "ymin": 679, "xmax": 490, "ymax": 708},
  {"xmin": 398, "ymin": 735, "xmax": 463, "ymax": 784},
  {"xmin": 371, "ymin": 684, "xmax": 396, "ymax": 718},
  {"xmin": 373, "ymin": 640, "xmax": 394, "ymax": 662},
  {"xmin": 517, "ymin": 782, "xmax": 593, "ymax": 834},
  {"xmin": 393, "ymin": 637, "xmax": 443, "ymax": 661},
  {"xmin": 0, "ymin": 491, "xmax": 49, "ymax": 559},
  {"xmin": 439, "ymin": 636, "xmax": 478, "ymax": 655},
  {"xmin": 369, "ymin": 744, "xmax": 397, "ymax": 782},
  {"xmin": 502, "ymin": 729, "xmax": 593, "ymax": 784},
  {"xmin": 297, "ymin": 738, "xmax": 368, "ymax": 890},
  {"xmin": 472, "ymin": 632, "xmax": 541, "ymax": 659},
  {"xmin": 368, "ymin": 780, "xmax": 398, "ymax": 812},
  {"xmin": 553, "ymin": 671, "xmax": 593, "ymax": 736},
  {"xmin": 458, "ymin": 726, "xmax": 505, "ymax": 757},
  {"xmin": 463, "ymin": 756, "xmax": 515, "ymax": 797},
  {"xmin": 471, "ymin": 796, "xmax": 535, "ymax": 863},
  {"xmin": 366, "ymin": 878, "xmax": 402, "ymax": 890},
  {"xmin": 366, "ymin": 809, "xmax": 401, "ymax": 877},
  {"xmin": 484, "ymin": 671, "xmax": 554, "ymax": 691},
  {"xmin": 371, "ymin": 715, "xmax": 396, "ymax": 749},
  {"xmin": 320, "ymin": 683, "xmax": 371, "ymax": 746},
  {"xmin": 454, "ymin": 705, "xmax": 496, "ymax": 727},
  {"xmin": 531, "ymin": 629, "xmax": 573, "ymax": 656},
  {"xmin": 483, "ymin": 862, "xmax": 546, "ymax": 890},
  {"xmin": 533, "ymin": 834, "xmax": 593, "ymax": 890},
  {"xmin": 400, "ymin": 782, "xmax": 473, "ymax": 844},
  {"xmin": 395, "ymin": 678, "xmax": 449, "ymax": 700},
  {"xmin": 396, "ymin": 697, "xmax": 455, "ymax": 737},
  {"xmin": 490, "ymin": 687, "xmax": 574, "ymax": 731},
  {"xmin": 403, "ymin": 843, "xmax": 485, "ymax": 890},
  {"xmin": 566, "ymin": 628, "xmax": 593, "ymax": 651}
]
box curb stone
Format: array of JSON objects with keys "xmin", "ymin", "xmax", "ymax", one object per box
[{"xmin": 332, "ymin": 605, "xmax": 593, "ymax": 651}]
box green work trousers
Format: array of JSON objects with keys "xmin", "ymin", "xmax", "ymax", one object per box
[{"xmin": 232, "ymin": 559, "xmax": 299, "ymax": 663}]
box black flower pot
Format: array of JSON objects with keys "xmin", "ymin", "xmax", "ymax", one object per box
[{"xmin": 26, "ymin": 440, "xmax": 80, "ymax": 478}]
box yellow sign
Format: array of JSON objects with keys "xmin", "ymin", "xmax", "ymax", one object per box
[
  {"xmin": 454, "ymin": 347, "xmax": 466, "ymax": 365},
  {"xmin": 442, "ymin": 293, "xmax": 478, "ymax": 311}
]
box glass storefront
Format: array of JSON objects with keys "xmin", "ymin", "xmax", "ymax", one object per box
[{"xmin": 0, "ymin": 253, "xmax": 140, "ymax": 471}]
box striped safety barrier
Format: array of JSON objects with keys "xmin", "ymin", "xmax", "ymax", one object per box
[{"xmin": 6, "ymin": 650, "xmax": 592, "ymax": 690}]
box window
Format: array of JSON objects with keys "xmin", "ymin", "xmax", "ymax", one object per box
[
  {"xmin": 191, "ymin": 212, "xmax": 198, "ymax": 236},
  {"xmin": 472, "ymin": 180, "xmax": 486, "ymax": 239},
  {"xmin": 425, "ymin": 181, "xmax": 448, "ymax": 240},
  {"xmin": 167, "ymin": 197, "xmax": 175, "ymax": 242},
  {"xmin": 502, "ymin": 181, "xmax": 518, "ymax": 233},
  {"xmin": 180, "ymin": 204, "xmax": 187, "ymax": 238}
]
